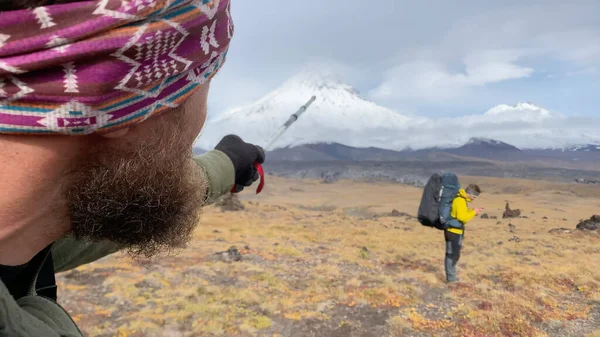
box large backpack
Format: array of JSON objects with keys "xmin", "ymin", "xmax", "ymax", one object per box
[{"xmin": 417, "ymin": 172, "xmax": 461, "ymax": 230}]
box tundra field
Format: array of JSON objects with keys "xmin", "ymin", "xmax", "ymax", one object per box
[{"xmin": 56, "ymin": 175, "xmax": 600, "ymax": 337}]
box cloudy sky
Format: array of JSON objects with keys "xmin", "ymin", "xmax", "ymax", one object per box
[{"xmin": 206, "ymin": 0, "xmax": 599, "ymax": 120}]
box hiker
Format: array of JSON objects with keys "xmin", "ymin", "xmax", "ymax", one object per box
[
  {"xmin": 0, "ymin": 0, "xmax": 263, "ymax": 335},
  {"xmin": 444, "ymin": 184, "xmax": 483, "ymax": 283}
]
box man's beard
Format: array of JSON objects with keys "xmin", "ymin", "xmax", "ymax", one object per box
[{"xmin": 63, "ymin": 124, "xmax": 207, "ymax": 258}]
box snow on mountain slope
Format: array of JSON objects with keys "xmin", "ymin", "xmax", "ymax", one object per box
[
  {"xmin": 195, "ymin": 71, "xmax": 600, "ymax": 151},
  {"xmin": 195, "ymin": 71, "xmax": 417, "ymax": 150},
  {"xmin": 432, "ymin": 102, "xmax": 598, "ymax": 149},
  {"xmin": 484, "ymin": 102, "xmax": 559, "ymax": 123}
]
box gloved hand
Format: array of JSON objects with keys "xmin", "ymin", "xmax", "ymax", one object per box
[{"xmin": 215, "ymin": 135, "xmax": 266, "ymax": 193}]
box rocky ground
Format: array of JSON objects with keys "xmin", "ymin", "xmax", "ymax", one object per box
[{"xmin": 56, "ymin": 176, "xmax": 600, "ymax": 337}]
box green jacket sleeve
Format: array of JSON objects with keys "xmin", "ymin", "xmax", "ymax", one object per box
[
  {"xmin": 52, "ymin": 236, "xmax": 123, "ymax": 274},
  {"xmin": 51, "ymin": 150, "xmax": 234, "ymax": 274},
  {"xmin": 194, "ymin": 149, "xmax": 235, "ymax": 206}
]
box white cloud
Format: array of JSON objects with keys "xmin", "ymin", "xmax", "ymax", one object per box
[
  {"xmin": 210, "ymin": 0, "xmax": 600, "ymax": 117},
  {"xmin": 369, "ymin": 49, "xmax": 534, "ymax": 101}
]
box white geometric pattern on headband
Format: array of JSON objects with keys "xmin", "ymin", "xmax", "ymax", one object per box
[
  {"xmin": 94, "ymin": 0, "xmax": 158, "ymax": 20},
  {"xmin": 113, "ymin": 20, "xmax": 192, "ymax": 98},
  {"xmin": 0, "ymin": 34, "xmax": 10, "ymax": 50},
  {"xmin": 0, "ymin": 76, "xmax": 34, "ymax": 103},
  {"xmin": 32, "ymin": 7, "xmax": 56, "ymax": 29},
  {"xmin": 0, "ymin": 79, "xmax": 6, "ymax": 97},
  {"xmin": 200, "ymin": 20, "xmax": 219, "ymax": 55},
  {"xmin": 39, "ymin": 101, "xmax": 108, "ymax": 134},
  {"xmin": 47, "ymin": 35, "xmax": 72, "ymax": 53},
  {"xmin": 63, "ymin": 62, "xmax": 79, "ymax": 93},
  {"xmin": 226, "ymin": 1, "xmax": 232, "ymax": 39},
  {"xmin": 194, "ymin": 0, "xmax": 220, "ymax": 20}
]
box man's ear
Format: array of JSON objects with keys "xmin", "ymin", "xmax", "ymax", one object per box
[{"xmin": 101, "ymin": 128, "xmax": 130, "ymax": 139}]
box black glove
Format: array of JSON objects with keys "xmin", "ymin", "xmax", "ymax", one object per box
[{"xmin": 215, "ymin": 134, "xmax": 266, "ymax": 192}]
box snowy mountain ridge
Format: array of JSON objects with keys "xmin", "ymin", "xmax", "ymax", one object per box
[
  {"xmin": 196, "ymin": 70, "xmax": 600, "ymax": 151},
  {"xmin": 197, "ymin": 71, "xmax": 416, "ymax": 150}
]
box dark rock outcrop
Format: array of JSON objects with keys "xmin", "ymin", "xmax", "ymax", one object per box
[
  {"xmin": 576, "ymin": 215, "xmax": 600, "ymax": 231},
  {"xmin": 391, "ymin": 209, "xmax": 414, "ymax": 219},
  {"xmin": 503, "ymin": 203, "xmax": 521, "ymax": 219},
  {"xmin": 321, "ymin": 171, "xmax": 342, "ymax": 184},
  {"xmin": 213, "ymin": 246, "xmax": 243, "ymax": 262},
  {"xmin": 215, "ymin": 193, "xmax": 246, "ymax": 212},
  {"xmin": 575, "ymin": 178, "xmax": 600, "ymax": 185}
]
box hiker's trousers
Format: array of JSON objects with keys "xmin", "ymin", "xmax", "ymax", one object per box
[{"xmin": 444, "ymin": 231, "xmax": 463, "ymax": 282}]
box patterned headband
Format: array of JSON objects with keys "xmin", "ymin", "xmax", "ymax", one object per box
[{"xmin": 0, "ymin": 0, "xmax": 232, "ymax": 135}]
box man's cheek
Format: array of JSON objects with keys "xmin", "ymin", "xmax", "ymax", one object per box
[{"xmin": 183, "ymin": 83, "xmax": 210, "ymax": 144}]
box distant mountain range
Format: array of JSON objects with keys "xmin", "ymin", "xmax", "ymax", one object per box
[
  {"xmin": 258, "ymin": 137, "xmax": 600, "ymax": 170},
  {"xmin": 195, "ymin": 69, "xmax": 600, "ymax": 152},
  {"xmin": 195, "ymin": 137, "xmax": 600, "ymax": 171}
]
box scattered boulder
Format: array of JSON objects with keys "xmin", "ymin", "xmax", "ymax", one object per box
[
  {"xmin": 503, "ymin": 203, "xmax": 521, "ymax": 219},
  {"xmin": 215, "ymin": 193, "xmax": 245, "ymax": 212},
  {"xmin": 508, "ymin": 236, "xmax": 521, "ymax": 243},
  {"xmin": 490, "ymin": 215, "xmax": 498, "ymax": 219},
  {"xmin": 481, "ymin": 213, "xmax": 490, "ymax": 219},
  {"xmin": 576, "ymin": 215, "xmax": 600, "ymax": 231},
  {"xmin": 496, "ymin": 221, "xmax": 502, "ymax": 225},
  {"xmin": 549, "ymin": 228, "xmax": 572, "ymax": 234},
  {"xmin": 391, "ymin": 209, "xmax": 414, "ymax": 218},
  {"xmin": 575, "ymin": 178, "xmax": 600, "ymax": 185},
  {"xmin": 508, "ymin": 223, "xmax": 516, "ymax": 233},
  {"xmin": 321, "ymin": 171, "xmax": 341, "ymax": 184},
  {"xmin": 213, "ymin": 246, "xmax": 242, "ymax": 262},
  {"xmin": 542, "ymin": 217, "xmax": 548, "ymax": 220}
]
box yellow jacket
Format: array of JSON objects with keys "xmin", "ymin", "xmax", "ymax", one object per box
[{"xmin": 447, "ymin": 188, "xmax": 476, "ymax": 235}]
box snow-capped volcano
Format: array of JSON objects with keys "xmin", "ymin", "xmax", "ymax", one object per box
[
  {"xmin": 196, "ymin": 71, "xmax": 600, "ymax": 151},
  {"xmin": 196, "ymin": 71, "xmax": 415, "ymax": 150},
  {"xmin": 483, "ymin": 102, "xmax": 561, "ymax": 123}
]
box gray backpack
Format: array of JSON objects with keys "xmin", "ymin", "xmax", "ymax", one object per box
[{"xmin": 417, "ymin": 172, "xmax": 461, "ymax": 230}]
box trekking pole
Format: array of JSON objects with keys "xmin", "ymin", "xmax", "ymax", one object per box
[
  {"xmin": 231, "ymin": 95, "xmax": 317, "ymax": 194},
  {"xmin": 263, "ymin": 95, "xmax": 317, "ymax": 152}
]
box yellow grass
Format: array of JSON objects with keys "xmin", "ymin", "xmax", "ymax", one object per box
[{"xmin": 56, "ymin": 175, "xmax": 600, "ymax": 337}]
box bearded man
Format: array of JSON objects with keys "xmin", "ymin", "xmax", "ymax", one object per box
[{"xmin": 0, "ymin": 0, "xmax": 264, "ymax": 335}]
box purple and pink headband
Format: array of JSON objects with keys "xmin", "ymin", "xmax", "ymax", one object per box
[{"xmin": 0, "ymin": 0, "xmax": 233, "ymax": 135}]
